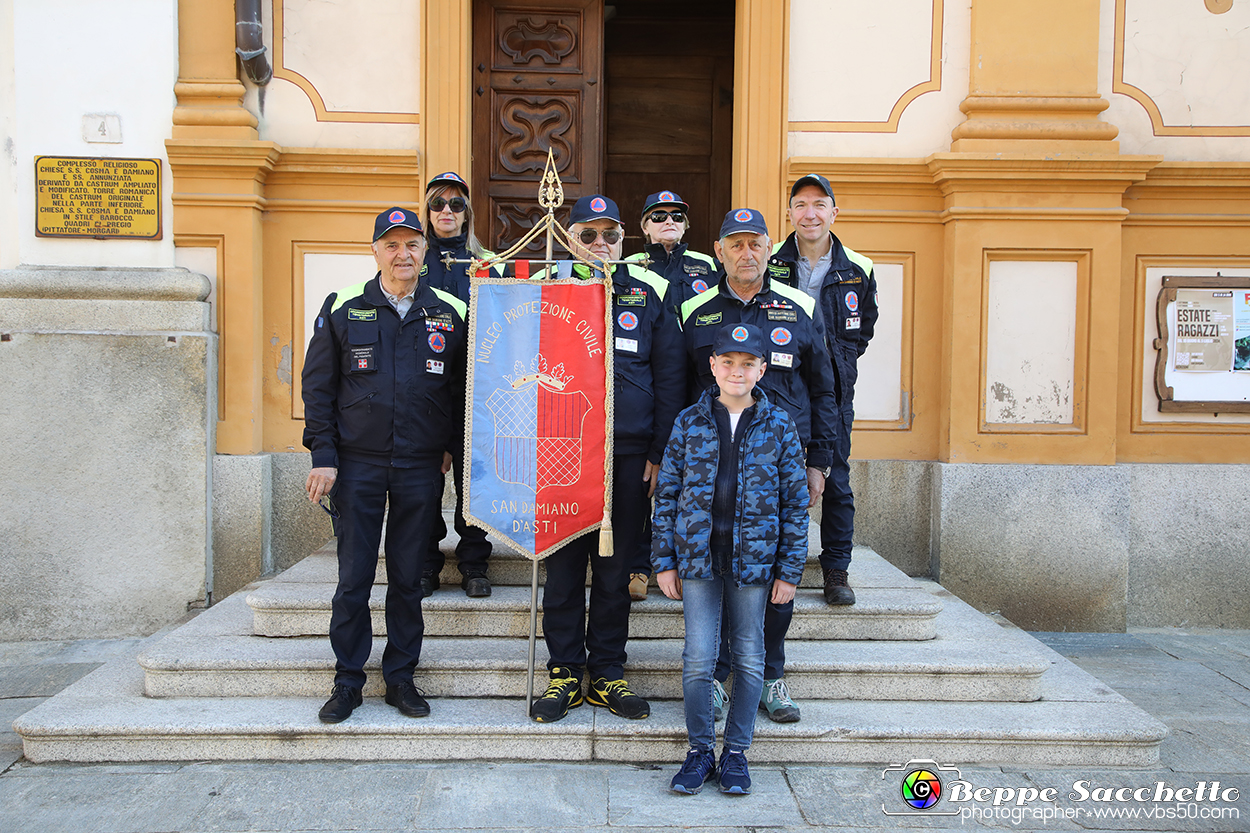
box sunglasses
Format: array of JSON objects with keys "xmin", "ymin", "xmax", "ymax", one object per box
[
  {"xmin": 648, "ymin": 210, "xmax": 684, "ymax": 224},
  {"xmin": 318, "ymin": 495, "xmax": 339, "ymax": 520},
  {"xmin": 429, "ymin": 196, "xmax": 467, "ymax": 213},
  {"xmin": 578, "ymin": 228, "xmax": 621, "ymax": 245}
]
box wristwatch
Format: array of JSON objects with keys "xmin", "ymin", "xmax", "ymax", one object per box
[{"xmin": 819, "ymin": 466, "xmax": 832, "ymax": 478}]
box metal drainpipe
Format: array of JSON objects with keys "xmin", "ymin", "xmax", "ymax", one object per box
[{"xmin": 235, "ymin": 0, "xmax": 272, "ymax": 85}]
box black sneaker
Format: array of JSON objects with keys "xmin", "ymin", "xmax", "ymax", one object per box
[
  {"xmin": 421, "ymin": 572, "xmax": 440, "ymax": 598},
  {"xmin": 317, "ymin": 684, "xmax": 362, "ymax": 724},
  {"xmin": 384, "ymin": 680, "xmax": 430, "ymax": 718},
  {"xmin": 670, "ymin": 747, "xmax": 717, "ymax": 794},
  {"xmin": 586, "ymin": 677, "xmax": 650, "ymax": 719},
  {"xmin": 718, "ymin": 749, "xmax": 751, "ymax": 795},
  {"xmin": 822, "ymin": 567, "xmax": 856, "ymax": 605},
  {"xmin": 530, "ymin": 667, "xmax": 584, "ymax": 722},
  {"xmin": 461, "ymin": 574, "xmax": 491, "ymax": 598}
]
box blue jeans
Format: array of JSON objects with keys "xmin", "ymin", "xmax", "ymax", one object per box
[{"xmin": 681, "ymin": 573, "xmax": 768, "ymax": 752}]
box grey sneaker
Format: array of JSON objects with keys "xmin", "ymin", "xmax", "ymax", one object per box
[
  {"xmin": 760, "ymin": 677, "xmax": 801, "ymax": 723},
  {"xmin": 712, "ymin": 679, "xmax": 728, "ymax": 722}
]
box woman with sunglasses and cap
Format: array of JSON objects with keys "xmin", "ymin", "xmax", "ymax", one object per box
[
  {"xmin": 626, "ymin": 191, "xmax": 719, "ymax": 322},
  {"xmin": 419, "ymin": 172, "xmax": 495, "ymax": 599}
]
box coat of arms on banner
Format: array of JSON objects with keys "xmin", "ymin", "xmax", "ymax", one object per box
[{"xmin": 464, "ymin": 279, "xmax": 610, "ymax": 560}]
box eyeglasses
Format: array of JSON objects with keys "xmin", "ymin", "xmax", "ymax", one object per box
[
  {"xmin": 429, "ymin": 196, "xmax": 467, "ymax": 213},
  {"xmin": 577, "ymin": 228, "xmax": 621, "ymax": 245},
  {"xmin": 647, "ymin": 210, "xmax": 684, "ymax": 224}
]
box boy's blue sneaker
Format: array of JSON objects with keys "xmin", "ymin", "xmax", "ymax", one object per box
[
  {"xmin": 712, "ymin": 679, "xmax": 728, "ymax": 722},
  {"xmin": 718, "ymin": 749, "xmax": 752, "ymax": 795},
  {"xmin": 760, "ymin": 677, "xmax": 801, "ymax": 723},
  {"xmin": 670, "ymin": 748, "xmax": 717, "ymax": 794}
]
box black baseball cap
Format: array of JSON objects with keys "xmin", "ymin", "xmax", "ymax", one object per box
[
  {"xmin": 790, "ymin": 173, "xmax": 836, "ymax": 205},
  {"xmin": 372, "ymin": 206, "xmax": 424, "ymax": 242},
  {"xmin": 718, "ymin": 207, "xmax": 769, "ymax": 239},
  {"xmin": 712, "ymin": 322, "xmax": 766, "ymax": 359},
  {"xmin": 426, "ymin": 171, "xmax": 468, "ymax": 192},
  {"xmin": 640, "ymin": 190, "xmax": 690, "ymax": 218},
  {"xmin": 569, "ymin": 194, "xmax": 621, "ymax": 224}
]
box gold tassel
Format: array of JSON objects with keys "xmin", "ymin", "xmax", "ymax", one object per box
[{"xmin": 598, "ymin": 510, "xmax": 613, "ymax": 556}]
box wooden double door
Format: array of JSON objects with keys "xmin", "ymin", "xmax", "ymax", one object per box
[{"xmin": 471, "ymin": 0, "xmax": 734, "ymax": 257}]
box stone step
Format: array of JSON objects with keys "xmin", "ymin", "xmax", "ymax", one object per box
[
  {"xmin": 141, "ymin": 588, "xmax": 1042, "ymax": 702},
  {"xmin": 247, "ymin": 583, "xmax": 941, "ymax": 641},
  {"xmin": 15, "ymin": 631, "xmax": 1168, "ymax": 767},
  {"xmin": 283, "ymin": 540, "xmax": 915, "ymax": 592}
]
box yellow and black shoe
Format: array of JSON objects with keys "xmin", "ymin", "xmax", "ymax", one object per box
[
  {"xmin": 530, "ymin": 667, "xmax": 584, "ymax": 722},
  {"xmin": 586, "ymin": 677, "xmax": 650, "ymax": 719}
]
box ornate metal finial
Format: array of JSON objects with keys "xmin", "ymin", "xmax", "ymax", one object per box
[{"xmin": 538, "ymin": 147, "xmax": 564, "ymax": 212}]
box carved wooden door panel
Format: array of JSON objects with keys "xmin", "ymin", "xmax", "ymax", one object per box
[{"xmin": 472, "ymin": 0, "xmax": 603, "ymax": 254}]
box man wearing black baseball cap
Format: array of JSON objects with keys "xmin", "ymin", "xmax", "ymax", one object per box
[
  {"xmin": 768, "ymin": 173, "xmax": 879, "ymax": 608},
  {"xmin": 680, "ymin": 207, "xmax": 839, "ymax": 724},
  {"xmin": 626, "ymin": 190, "xmax": 719, "ymax": 322},
  {"xmin": 530, "ymin": 194, "xmax": 685, "ymax": 725},
  {"xmin": 302, "ymin": 206, "xmax": 468, "ymax": 723}
]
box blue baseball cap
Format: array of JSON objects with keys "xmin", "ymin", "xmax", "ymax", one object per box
[
  {"xmin": 372, "ymin": 206, "xmax": 424, "ymax": 242},
  {"xmin": 712, "ymin": 322, "xmax": 766, "ymax": 359},
  {"xmin": 790, "ymin": 173, "xmax": 836, "ymax": 205},
  {"xmin": 426, "ymin": 171, "xmax": 468, "ymax": 192},
  {"xmin": 570, "ymin": 194, "xmax": 621, "ymax": 224},
  {"xmin": 641, "ymin": 190, "xmax": 690, "ymax": 218},
  {"xmin": 718, "ymin": 207, "xmax": 769, "ymax": 239}
]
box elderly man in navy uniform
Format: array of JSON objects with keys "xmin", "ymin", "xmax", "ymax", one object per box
[
  {"xmin": 680, "ymin": 207, "xmax": 838, "ymax": 724},
  {"xmin": 529, "ymin": 194, "xmax": 686, "ymax": 723},
  {"xmin": 302, "ymin": 206, "xmax": 468, "ymax": 723},
  {"xmin": 768, "ymin": 173, "xmax": 878, "ymax": 607}
]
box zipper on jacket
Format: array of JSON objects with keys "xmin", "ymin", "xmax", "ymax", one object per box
[{"xmin": 341, "ymin": 390, "xmax": 376, "ymax": 410}]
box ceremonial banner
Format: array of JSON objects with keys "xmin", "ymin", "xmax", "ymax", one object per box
[{"xmin": 464, "ymin": 277, "xmax": 611, "ymax": 559}]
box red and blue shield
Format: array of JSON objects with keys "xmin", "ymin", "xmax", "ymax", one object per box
[{"xmin": 464, "ymin": 278, "xmax": 610, "ymax": 559}]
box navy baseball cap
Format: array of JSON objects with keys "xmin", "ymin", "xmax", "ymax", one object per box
[
  {"xmin": 718, "ymin": 207, "xmax": 769, "ymax": 239},
  {"xmin": 569, "ymin": 194, "xmax": 621, "ymax": 224},
  {"xmin": 372, "ymin": 206, "xmax": 424, "ymax": 242},
  {"xmin": 712, "ymin": 322, "xmax": 767, "ymax": 358},
  {"xmin": 640, "ymin": 190, "xmax": 690, "ymax": 218},
  {"xmin": 790, "ymin": 173, "xmax": 836, "ymax": 204},
  {"xmin": 426, "ymin": 171, "xmax": 468, "ymax": 192}
]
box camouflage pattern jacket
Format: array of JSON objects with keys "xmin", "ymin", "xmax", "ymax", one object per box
[{"xmin": 651, "ymin": 387, "xmax": 809, "ymax": 587}]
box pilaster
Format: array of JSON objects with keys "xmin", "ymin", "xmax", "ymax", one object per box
[
  {"xmin": 734, "ymin": 0, "xmax": 788, "ymax": 235},
  {"xmin": 421, "ymin": 0, "xmax": 470, "ymax": 181},
  {"xmin": 172, "ymin": 0, "xmax": 257, "ymax": 139}
]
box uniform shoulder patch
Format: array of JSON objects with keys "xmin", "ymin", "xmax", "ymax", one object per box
[
  {"xmin": 628, "ymin": 265, "xmax": 668, "ymax": 300},
  {"xmin": 680, "ymin": 287, "xmax": 719, "ymax": 325},
  {"xmin": 843, "ymin": 245, "xmax": 875, "ymax": 276},
  {"xmin": 769, "ymin": 281, "xmax": 816, "ymax": 317},
  {"xmin": 329, "ymin": 281, "xmax": 370, "ymax": 313},
  {"xmin": 430, "ymin": 286, "xmax": 467, "ymax": 320}
]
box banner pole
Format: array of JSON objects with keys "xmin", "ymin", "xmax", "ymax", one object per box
[{"xmin": 526, "ymin": 557, "xmax": 539, "ymax": 714}]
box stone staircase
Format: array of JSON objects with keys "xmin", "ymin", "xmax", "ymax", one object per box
[{"xmin": 15, "ymin": 518, "xmax": 1168, "ymax": 765}]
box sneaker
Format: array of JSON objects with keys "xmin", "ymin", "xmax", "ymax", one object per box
[
  {"xmin": 822, "ymin": 567, "xmax": 856, "ymax": 605},
  {"xmin": 718, "ymin": 749, "xmax": 752, "ymax": 795},
  {"xmin": 586, "ymin": 677, "xmax": 650, "ymax": 719},
  {"xmin": 530, "ymin": 667, "xmax": 584, "ymax": 722},
  {"xmin": 420, "ymin": 572, "xmax": 440, "ymax": 598},
  {"xmin": 670, "ymin": 747, "xmax": 716, "ymax": 794},
  {"xmin": 760, "ymin": 677, "xmax": 801, "ymax": 723},
  {"xmin": 628, "ymin": 572, "xmax": 648, "ymax": 601},
  {"xmin": 317, "ymin": 684, "xmax": 362, "ymax": 724},
  {"xmin": 384, "ymin": 680, "xmax": 430, "ymax": 718},
  {"xmin": 712, "ymin": 678, "xmax": 728, "ymax": 722},
  {"xmin": 461, "ymin": 574, "xmax": 491, "ymax": 598}
]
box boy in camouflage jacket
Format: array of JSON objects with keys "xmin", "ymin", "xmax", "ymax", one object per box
[{"xmin": 652, "ymin": 322, "xmax": 809, "ymax": 795}]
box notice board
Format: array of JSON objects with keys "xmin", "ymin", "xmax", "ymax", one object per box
[{"xmin": 1154, "ymin": 275, "xmax": 1250, "ymax": 413}]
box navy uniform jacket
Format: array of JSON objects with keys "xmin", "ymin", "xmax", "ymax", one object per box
[
  {"xmin": 679, "ymin": 274, "xmax": 837, "ymax": 471},
  {"xmin": 549, "ymin": 261, "xmax": 686, "ymax": 464},
  {"xmin": 626, "ymin": 242, "xmax": 718, "ymax": 319},
  {"xmin": 769, "ymin": 232, "xmax": 877, "ymax": 405},
  {"xmin": 302, "ymin": 274, "xmax": 468, "ymax": 470}
]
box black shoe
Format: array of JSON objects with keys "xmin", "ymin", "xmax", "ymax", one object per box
[
  {"xmin": 384, "ymin": 680, "xmax": 431, "ymax": 718},
  {"xmin": 318, "ymin": 684, "xmax": 362, "ymax": 724},
  {"xmin": 586, "ymin": 677, "xmax": 650, "ymax": 719},
  {"xmin": 461, "ymin": 574, "xmax": 492, "ymax": 598},
  {"xmin": 822, "ymin": 567, "xmax": 856, "ymax": 605},
  {"xmin": 530, "ymin": 667, "xmax": 584, "ymax": 722},
  {"xmin": 421, "ymin": 573, "xmax": 440, "ymax": 598}
]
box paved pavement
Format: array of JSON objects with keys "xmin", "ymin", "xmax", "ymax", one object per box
[{"xmin": 3, "ymin": 628, "xmax": 1249, "ymax": 832}]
